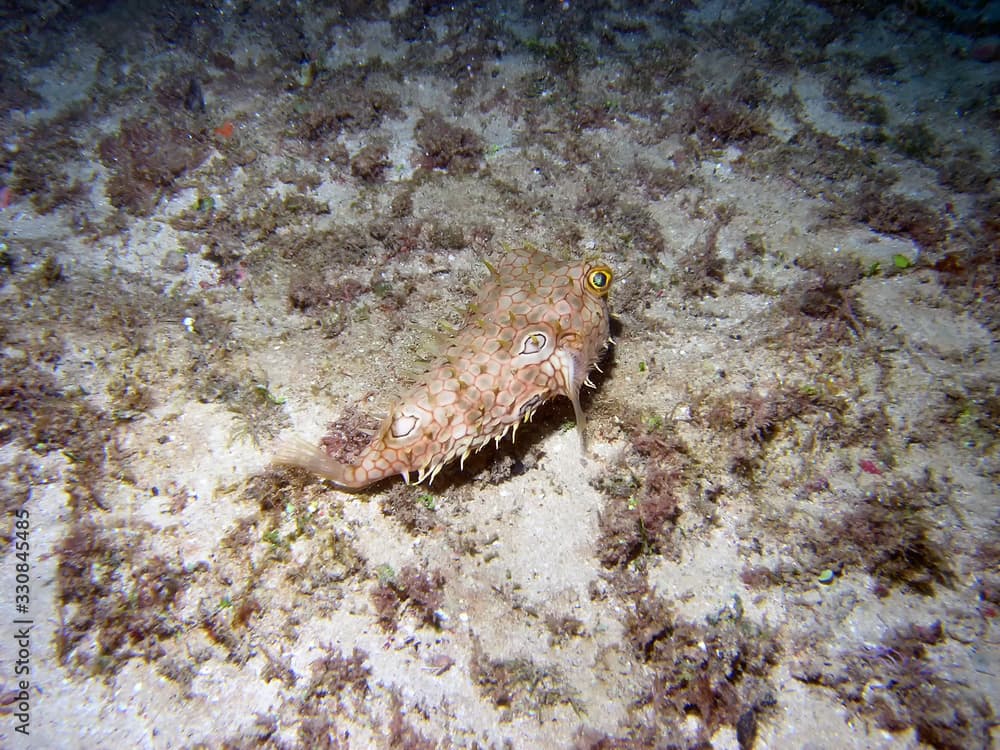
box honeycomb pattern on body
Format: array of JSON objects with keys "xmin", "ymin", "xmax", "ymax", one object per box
[{"xmin": 276, "ymin": 246, "xmax": 613, "ymax": 489}]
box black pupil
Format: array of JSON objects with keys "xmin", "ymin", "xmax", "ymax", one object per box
[{"xmin": 592, "ymin": 271, "xmax": 607, "ymax": 288}]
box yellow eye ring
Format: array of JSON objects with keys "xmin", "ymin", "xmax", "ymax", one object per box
[{"xmin": 586, "ymin": 266, "xmax": 613, "ymax": 295}]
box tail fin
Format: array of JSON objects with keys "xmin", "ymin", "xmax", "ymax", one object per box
[{"xmin": 273, "ymin": 435, "xmax": 370, "ymax": 490}]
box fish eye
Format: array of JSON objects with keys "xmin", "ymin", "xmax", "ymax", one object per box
[{"xmin": 586, "ymin": 266, "xmax": 612, "ymax": 295}]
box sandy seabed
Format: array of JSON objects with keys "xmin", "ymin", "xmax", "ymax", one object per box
[{"xmin": 0, "ymin": 1, "xmax": 997, "ymax": 748}]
